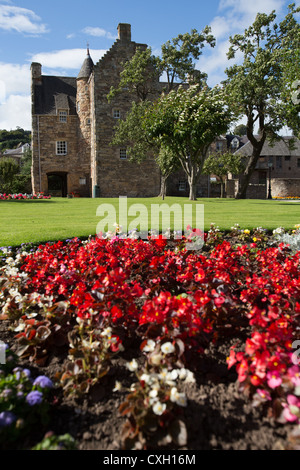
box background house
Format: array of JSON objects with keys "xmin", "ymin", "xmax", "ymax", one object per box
[
  {"xmin": 2, "ymin": 143, "xmax": 31, "ymax": 166},
  {"xmin": 227, "ymin": 136, "xmax": 300, "ymax": 198}
]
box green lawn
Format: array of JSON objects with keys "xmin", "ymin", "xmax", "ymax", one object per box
[{"xmin": 0, "ymin": 196, "xmax": 299, "ymax": 247}]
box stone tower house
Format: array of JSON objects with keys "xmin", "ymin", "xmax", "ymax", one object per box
[{"xmin": 31, "ymin": 23, "xmax": 161, "ymax": 198}]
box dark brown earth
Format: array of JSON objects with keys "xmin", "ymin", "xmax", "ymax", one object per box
[{"xmin": 0, "ymin": 317, "xmax": 292, "ymax": 452}]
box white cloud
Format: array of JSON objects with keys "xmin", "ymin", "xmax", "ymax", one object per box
[
  {"xmin": 0, "ymin": 63, "xmax": 30, "ymax": 96},
  {"xmin": 0, "ymin": 4, "xmax": 48, "ymax": 35},
  {"xmin": 30, "ymin": 48, "xmax": 107, "ymax": 72},
  {"xmin": 219, "ymin": 0, "xmax": 285, "ymax": 17},
  {"xmin": 0, "ymin": 94, "xmax": 31, "ymax": 130},
  {"xmin": 82, "ymin": 26, "xmax": 117, "ymax": 40},
  {"xmin": 197, "ymin": 0, "xmax": 287, "ymax": 86}
]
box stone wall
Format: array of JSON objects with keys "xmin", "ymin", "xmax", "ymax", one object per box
[
  {"xmin": 270, "ymin": 178, "xmax": 300, "ymax": 198},
  {"xmin": 31, "ymin": 114, "xmax": 88, "ymax": 196}
]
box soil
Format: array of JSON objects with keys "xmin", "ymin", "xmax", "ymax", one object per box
[{"xmin": 0, "ymin": 317, "xmax": 291, "ymax": 452}]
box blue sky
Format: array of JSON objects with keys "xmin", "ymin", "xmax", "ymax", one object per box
[{"xmin": 0, "ymin": 0, "xmax": 298, "ymax": 130}]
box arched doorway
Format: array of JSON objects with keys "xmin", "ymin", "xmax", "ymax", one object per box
[{"xmin": 47, "ymin": 172, "xmax": 68, "ymax": 197}]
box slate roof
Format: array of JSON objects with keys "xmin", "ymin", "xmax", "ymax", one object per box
[
  {"xmin": 234, "ymin": 136, "xmax": 300, "ymax": 157},
  {"xmin": 77, "ymin": 51, "xmax": 94, "ymax": 79},
  {"xmin": 33, "ymin": 76, "xmax": 77, "ymax": 115}
]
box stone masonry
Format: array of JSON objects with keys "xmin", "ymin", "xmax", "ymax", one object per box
[{"xmin": 31, "ymin": 23, "xmax": 160, "ymax": 198}]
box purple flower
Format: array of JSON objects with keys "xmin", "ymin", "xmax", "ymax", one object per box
[
  {"xmin": 33, "ymin": 375, "xmax": 53, "ymax": 389},
  {"xmin": 26, "ymin": 390, "xmax": 43, "ymax": 406},
  {"xmin": 0, "ymin": 411, "xmax": 16, "ymax": 428}
]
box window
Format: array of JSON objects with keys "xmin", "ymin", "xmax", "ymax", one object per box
[
  {"xmin": 86, "ymin": 118, "xmax": 91, "ymax": 125},
  {"xmin": 216, "ymin": 141, "xmax": 223, "ymax": 151},
  {"xmin": 59, "ymin": 111, "xmax": 67, "ymax": 123},
  {"xmin": 120, "ymin": 148, "xmax": 127, "ymax": 160},
  {"xmin": 178, "ymin": 180, "xmax": 187, "ymax": 191},
  {"xmin": 113, "ymin": 109, "xmax": 121, "ymax": 119},
  {"xmin": 285, "ymin": 155, "xmax": 291, "ymax": 161},
  {"xmin": 56, "ymin": 141, "xmax": 67, "ymax": 155},
  {"xmin": 276, "ymin": 156, "xmax": 282, "ymax": 169},
  {"xmin": 258, "ymin": 171, "xmax": 267, "ymax": 184},
  {"xmin": 79, "ymin": 178, "xmax": 86, "ymax": 185}
]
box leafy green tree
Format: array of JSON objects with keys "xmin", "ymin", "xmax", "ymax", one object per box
[
  {"xmin": 110, "ymin": 100, "xmax": 180, "ymax": 198},
  {"xmin": 108, "ymin": 27, "xmax": 215, "ymax": 102},
  {"xmin": 233, "ymin": 124, "xmax": 247, "ymax": 136},
  {"xmin": 223, "ymin": 4, "xmax": 300, "ymax": 199},
  {"xmin": 109, "ymin": 28, "xmax": 215, "ymax": 198},
  {"xmin": 0, "ymin": 158, "xmax": 20, "ymax": 193},
  {"xmin": 143, "ymin": 85, "xmax": 231, "ymax": 200},
  {"xmin": 203, "ymin": 151, "xmax": 245, "ymax": 198}
]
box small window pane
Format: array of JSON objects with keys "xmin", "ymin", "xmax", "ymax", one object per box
[
  {"xmin": 178, "ymin": 181, "xmax": 186, "ymax": 191},
  {"xmin": 56, "ymin": 141, "xmax": 67, "ymax": 155},
  {"xmin": 113, "ymin": 109, "xmax": 121, "ymax": 119},
  {"xmin": 59, "ymin": 111, "xmax": 67, "ymax": 122},
  {"xmin": 120, "ymin": 148, "xmax": 127, "ymax": 160}
]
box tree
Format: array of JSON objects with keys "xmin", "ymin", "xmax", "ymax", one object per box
[
  {"xmin": 233, "ymin": 124, "xmax": 247, "ymax": 136},
  {"xmin": 203, "ymin": 151, "xmax": 245, "ymax": 198},
  {"xmin": 109, "ymin": 28, "xmax": 216, "ymax": 199},
  {"xmin": 108, "ymin": 27, "xmax": 215, "ymax": 102},
  {"xmin": 0, "ymin": 158, "xmax": 20, "ymax": 193},
  {"xmin": 110, "ymin": 101, "xmax": 180, "ymax": 198},
  {"xmin": 143, "ymin": 85, "xmax": 232, "ymax": 200},
  {"xmin": 223, "ymin": 4, "xmax": 300, "ymax": 199}
]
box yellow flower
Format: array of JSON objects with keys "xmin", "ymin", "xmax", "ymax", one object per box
[
  {"xmin": 253, "ymin": 237, "xmax": 257, "ymax": 242},
  {"xmin": 244, "ymin": 229, "xmax": 250, "ymax": 235}
]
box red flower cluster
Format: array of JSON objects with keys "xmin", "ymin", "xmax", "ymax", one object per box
[
  {"xmin": 2, "ymin": 233, "xmax": 300, "ymax": 423},
  {"xmin": 0, "ymin": 193, "xmax": 51, "ymax": 200}
]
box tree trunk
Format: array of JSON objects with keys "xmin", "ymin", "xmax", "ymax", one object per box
[
  {"xmin": 188, "ymin": 172, "xmax": 197, "ymax": 200},
  {"xmin": 220, "ymin": 180, "xmax": 225, "ymax": 198},
  {"xmin": 235, "ymin": 145, "xmax": 265, "ymax": 199},
  {"xmin": 158, "ymin": 174, "xmax": 167, "ymax": 199}
]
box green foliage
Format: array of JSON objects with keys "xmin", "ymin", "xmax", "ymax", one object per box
[
  {"xmin": 32, "ymin": 432, "xmax": 76, "ymax": 450},
  {"xmin": 234, "ymin": 124, "xmax": 247, "ymax": 136},
  {"xmin": 108, "ymin": 27, "xmax": 215, "ymax": 103},
  {"xmin": 160, "ymin": 27, "xmax": 215, "ymax": 90},
  {"xmin": 203, "ymin": 151, "xmax": 245, "ymax": 197},
  {"xmin": 143, "ymin": 85, "xmax": 232, "ymax": 199},
  {"xmin": 203, "ymin": 151, "xmax": 244, "ymax": 178},
  {"xmin": 0, "ymin": 158, "xmax": 20, "ymax": 193},
  {"xmin": 108, "ymin": 47, "xmax": 162, "ymax": 102},
  {"xmin": 0, "ymin": 149, "xmax": 32, "ymax": 194},
  {"xmin": 223, "ymin": 4, "xmax": 300, "ymax": 198},
  {"xmin": 0, "ymin": 128, "xmax": 31, "ymax": 152},
  {"xmin": 111, "ymin": 101, "xmax": 157, "ymax": 161}
]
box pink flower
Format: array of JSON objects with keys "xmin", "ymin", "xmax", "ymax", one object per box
[
  {"xmin": 266, "ymin": 370, "xmax": 282, "ymax": 389},
  {"xmin": 257, "ymin": 388, "xmax": 271, "ymax": 401}
]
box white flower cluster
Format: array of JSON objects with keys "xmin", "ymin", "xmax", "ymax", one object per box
[{"xmin": 123, "ymin": 339, "xmax": 195, "ymax": 416}]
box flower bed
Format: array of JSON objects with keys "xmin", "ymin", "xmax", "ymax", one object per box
[
  {"xmin": 0, "ymin": 193, "xmax": 51, "ymax": 200},
  {"xmin": 1, "ymin": 224, "xmax": 300, "ymax": 450}
]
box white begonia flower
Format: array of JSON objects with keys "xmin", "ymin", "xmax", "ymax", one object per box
[
  {"xmin": 153, "ymin": 401, "xmax": 167, "ymax": 416},
  {"xmin": 142, "ymin": 339, "xmax": 156, "ymax": 352},
  {"xmin": 170, "ymin": 387, "xmax": 187, "ymax": 407},
  {"xmin": 161, "ymin": 342, "xmax": 175, "ymax": 354},
  {"xmin": 140, "ymin": 373, "xmax": 151, "ymax": 384},
  {"xmin": 113, "ymin": 381, "xmax": 122, "ymax": 392},
  {"xmin": 127, "ymin": 359, "xmax": 138, "ymax": 371},
  {"xmin": 149, "ymin": 389, "xmax": 158, "ymax": 398}
]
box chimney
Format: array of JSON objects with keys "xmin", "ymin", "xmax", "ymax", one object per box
[
  {"xmin": 118, "ymin": 23, "xmax": 131, "ymax": 42},
  {"xmin": 31, "ymin": 63, "xmax": 42, "ymax": 85}
]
